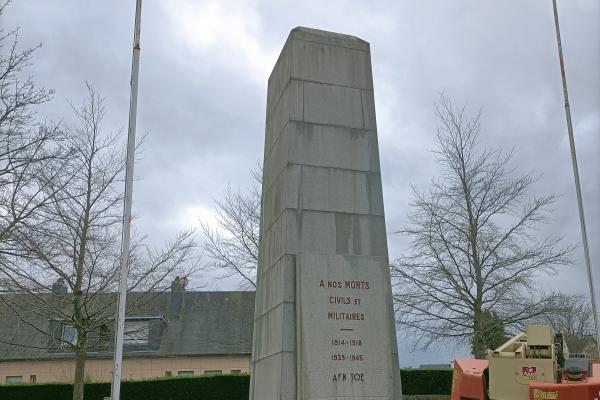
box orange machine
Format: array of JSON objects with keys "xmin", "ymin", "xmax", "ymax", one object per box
[
  {"xmin": 528, "ymin": 364, "xmax": 600, "ymax": 400},
  {"xmin": 451, "ymin": 359, "xmax": 488, "ymax": 400},
  {"xmin": 450, "ymin": 325, "xmax": 600, "ymax": 400}
]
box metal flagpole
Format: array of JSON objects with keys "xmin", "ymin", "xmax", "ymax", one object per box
[
  {"xmin": 111, "ymin": 1, "xmax": 142, "ymax": 399},
  {"xmin": 551, "ymin": 0, "xmax": 600, "ymax": 355}
]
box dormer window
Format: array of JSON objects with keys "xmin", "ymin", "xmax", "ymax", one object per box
[
  {"xmin": 124, "ymin": 320, "xmax": 149, "ymax": 345},
  {"xmin": 62, "ymin": 325, "xmax": 77, "ymax": 345}
]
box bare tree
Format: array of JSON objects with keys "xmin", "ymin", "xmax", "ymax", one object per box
[
  {"xmin": 0, "ymin": 85, "xmax": 198, "ymax": 400},
  {"xmin": 200, "ymin": 168, "xmax": 260, "ymax": 289},
  {"xmin": 543, "ymin": 294, "xmax": 596, "ymax": 356},
  {"xmin": 0, "ymin": 1, "xmax": 66, "ymax": 263},
  {"xmin": 392, "ymin": 94, "xmax": 573, "ymax": 359}
]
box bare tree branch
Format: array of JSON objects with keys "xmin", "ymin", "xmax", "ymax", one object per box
[
  {"xmin": 0, "ymin": 83, "xmax": 199, "ymax": 400},
  {"xmin": 392, "ymin": 93, "xmax": 573, "ymax": 358},
  {"xmin": 200, "ymin": 166, "xmax": 261, "ymax": 289}
]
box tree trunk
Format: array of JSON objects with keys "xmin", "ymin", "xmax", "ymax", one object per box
[
  {"xmin": 472, "ymin": 308, "xmax": 487, "ymax": 359},
  {"xmin": 72, "ymin": 332, "xmax": 87, "ymax": 400},
  {"xmin": 472, "ymin": 330, "xmax": 487, "ymax": 359}
]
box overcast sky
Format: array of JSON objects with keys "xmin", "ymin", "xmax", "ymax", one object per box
[{"xmin": 5, "ymin": 0, "xmax": 599, "ymax": 367}]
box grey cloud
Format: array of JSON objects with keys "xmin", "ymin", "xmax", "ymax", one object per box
[{"xmin": 7, "ymin": 0, "xmax": 599, "ymax": 367}]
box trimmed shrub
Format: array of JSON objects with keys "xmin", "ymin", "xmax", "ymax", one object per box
[
  {"xmin": 400, "ymin": 369, "xmax": 453, "ymax": 395},
  {"xmin": 0, "ymin": 382, "xmax": 75, "ymax": 400},
  {"xmin": 0, "ymin": 369, "xmax": 452, "ymax": 399},
  {"xmin": 0, "ymin": 375, "xmax": 250, "ymax": 400}
]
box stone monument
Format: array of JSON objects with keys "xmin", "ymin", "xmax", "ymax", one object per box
[{"xmin": 250, "ymin": 27, "xmax": 401, "ymax": 400}]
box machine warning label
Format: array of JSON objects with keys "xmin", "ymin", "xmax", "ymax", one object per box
[
  {"xmin": 532, "ymin": 389, "xmax": 559, "ymax": 399},
  {"xmin": 522, "ymin": 366, "xmax": 537, "ymax": 381}
]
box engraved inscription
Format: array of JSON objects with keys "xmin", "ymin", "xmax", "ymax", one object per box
[{"xmin": 319, "ymin": 278, "xmax": 370, "ymax": 383}]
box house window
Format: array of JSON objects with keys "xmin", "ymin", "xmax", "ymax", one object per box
[
  {"xmin": 98, "ymin": 324, "xmax": 110, "ymax": 349},
  {"xmin": 230, "ymin": 370, "xmax": 241, "ymax": 375},
  {"xmin": 124, "ymin": 320, "xmax": 149, "ymax": 345},
  {"xmin": 29, "ymin": 375, "xmax": 36, "ymax": 383},
  {"xmin": 62, "ymin": 326, "xmax": 77, "ymax": 345},
  {"xmin": 203, "ymin": 370, "xmax": 222, "ymax": 376},
  {"xmin": 177, "ymin": 371, "xmax": 194, "ymax": 377},
  {"xmin": 5, "ymin": 376, "xmax": 23, "ymax": 384},
  {"xmin": 165, "ymin": 371, "xmax": 172, "ymax": 377}
]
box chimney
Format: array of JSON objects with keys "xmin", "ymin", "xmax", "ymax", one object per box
[
  {"xmin": 51, "ymin": 277, "xmax": 68, "ymax": 295},
  {"xmin": 169, "ymin": 277, "xmax": 187, "ymax": 317}
]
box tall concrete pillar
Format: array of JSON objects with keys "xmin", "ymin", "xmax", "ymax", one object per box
[{"xmin": 250, "ymin": 27, "xmax": 401, "ymax": 400}]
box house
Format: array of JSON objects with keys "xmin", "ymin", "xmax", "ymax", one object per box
[
  {"xmin": 0, "ymin": 278, "xmax": 255, "ymax": 383},
  {"xmin": 569, "ymin": 335, "xmax": 599, "ymax": 360}
]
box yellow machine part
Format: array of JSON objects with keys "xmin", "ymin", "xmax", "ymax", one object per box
[
  {"xmin": 488, "ymin": 325, "xmax": 558, "ymax": 400},
  {"xmin": 488, "ymin": 357, "xmax": 556, "ymax": 399}
]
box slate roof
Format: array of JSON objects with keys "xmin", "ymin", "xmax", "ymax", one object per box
[{"xmin": 0, "ymin": 290, "xmax": 255, "ymax": 361}]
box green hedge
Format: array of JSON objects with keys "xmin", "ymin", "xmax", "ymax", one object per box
[
  {"xmin": 400, "ymin": 369, "xmax": 453, "ymax": 395},
  {"xmin": 0, "ymin": 370, "xmax": 452, "ymax": 399},
  {"xmin": 0, "ymin": 375, "xmax": 250, "ymax": 400}
]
